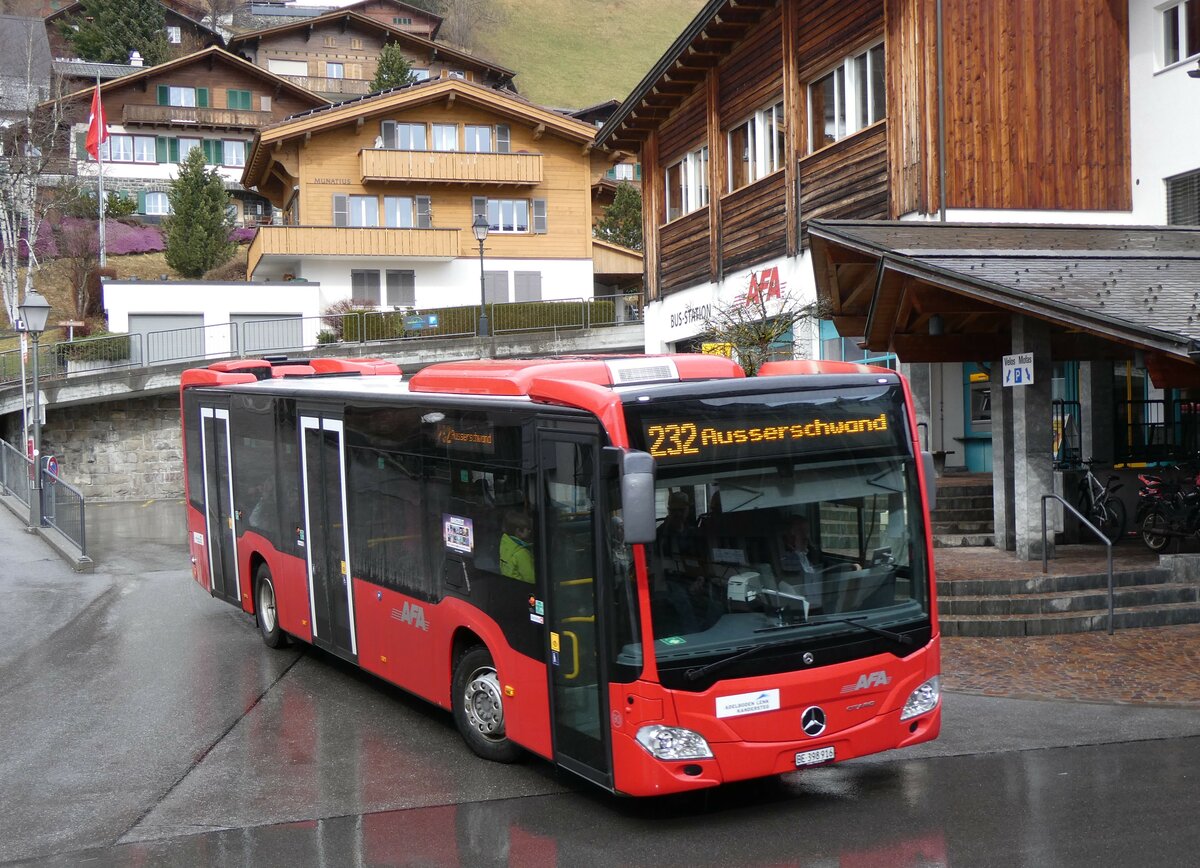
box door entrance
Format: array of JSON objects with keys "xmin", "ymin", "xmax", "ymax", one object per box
[
  {"xmin": 200, "ymin": 406, "xmax": 239, "ymax": 604},
  {"xmin": 538, "ymin": 430, "xmax": 612, "ymax": 788},
  {"xmin": 300, "ymin": 414, "xmax": 357, "ymax": 658}
]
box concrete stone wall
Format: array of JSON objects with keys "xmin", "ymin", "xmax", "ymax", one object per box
[{"xmin": 4, "ymin": 396, "xmax": 185, "ymax": 501}]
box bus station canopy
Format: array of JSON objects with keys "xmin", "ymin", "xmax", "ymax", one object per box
[{"xmin": 808, "ymin": 220, "xmax": 1200, "ymax": 389}]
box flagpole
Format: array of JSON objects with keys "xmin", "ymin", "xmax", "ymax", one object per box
[{"xmin": 95, "ymin": 72, "xmax": 106, "ymax": 267}]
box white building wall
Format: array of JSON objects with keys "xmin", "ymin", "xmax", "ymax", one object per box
[{"xmin": 292, "ymin": 258, "xmax": 595, "ymax": 311}]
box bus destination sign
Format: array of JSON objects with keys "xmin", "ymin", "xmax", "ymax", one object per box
[{"xmin": 643, "ymin": 412, "xmax": 895, "ymax": 462}]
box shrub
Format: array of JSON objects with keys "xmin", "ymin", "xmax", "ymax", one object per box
[
  {"xmin": 228, "ymin": 227, "xmax": 257, "ymax": 244},
  {"xmin": 322, "ymin": 298, "xmax": 373, "ymax": 340},
  {"xmin": 316, "ymin": 329, "xmax": 338, "ymax": 345},
  {"xmin": 204, "ymin": 257, "xmax": 247, "ymax": 281},
  {"xmin": 54, "ymin": 331, "xmax": 132, "ymax": 363}
]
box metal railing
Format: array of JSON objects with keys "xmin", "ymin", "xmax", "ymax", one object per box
[
  {"xmin": 1041, "ymin": 493, "xmax": 1114, "ymax": 635},
  {"xmin": 0, "ymin": 436, "xmax": 32, "ymax": 509},
  {"xmin": 41, "ymin": 463, "xmax": 86, "ymax": 555},
  {"xmin": 1114, "ymin": 398, "xmax": 1200, "ymax": 466},
  {"xmin": 0, "ymin": 293, "xmax": 647, "ymax": 388}
]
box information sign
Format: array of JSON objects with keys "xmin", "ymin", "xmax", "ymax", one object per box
[{"xmin": 1002, "ymin": 352, "xmax": 1034, "ymax": 387}]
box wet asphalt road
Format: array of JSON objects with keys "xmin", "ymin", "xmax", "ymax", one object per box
[{"xmin": 1, "ymin": 501, "xmax": 1198, "ymax": 867}]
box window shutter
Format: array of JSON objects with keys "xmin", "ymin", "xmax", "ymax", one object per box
[
  {"xmin": 1167, "ymin": 169, "xmax": 1200, "ymax": 225},
  {"xmin": 203, "ymin": 140, "xmax": 217, "ymax": 165},
  {"xmin": 137, "ymin": 191, "xmax": 147, "ymax": 213},
  {"xmin": 226, "ymin": 89, "xmax": 236, "ymax": 109},
  {"xmin": 514, "ymin": 271, "xmax": 542, "ymax": 302},
  {"xmin": 386, "ymin": 270, "xmax": 416, "ymax": 306},
  {"xmin": 532, "ymin": 199, "xmax": 547, "ymax": 234},
  {"xmin": 260, "ymin": 95, "xmax": 271, "ymax": 112},
  {"xmin": 155, "ymin": 136, "xmax": 168, "ymax": 162},
  {"xmin": 196, "ymin": 88, "xmax": 209, "ymax": 108},
  {"xmin": 168, "ymin": 138, "xmax": 179, "ymax": 162},
  {"xmin": 244, "ymin": 141, "xmax": 251, "ymax": 161},
  {"xmin": 157, "ymin": 85, "xmax": 168, "ymax": 106},
  {"xmin": 333, "ymin": 194, "xmax": 349, "ymax": 227},
  {"xmin": 472, "ymin": 196, "xmax": 487, "ymax": 221},
  {"xmin": 495, "ymin": 124, "xmax": 510, "ymax": 154},
  {"xmin": 74, "ymin": 131, "xmax": 87, "ymax": 160},
  {"xmin": 416, "ymin": 195, "xmax": 431, "ymax": 229}
]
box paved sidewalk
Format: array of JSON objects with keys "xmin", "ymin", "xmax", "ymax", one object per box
[{"xmin": 937, "ymin": 545, "xmax": 1200, "ymax": 706}]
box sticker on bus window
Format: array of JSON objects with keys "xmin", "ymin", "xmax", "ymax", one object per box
[
  {"xmin": 443, "ymin": 514, "xmax": 474, "ymax": 553},
  {"xmin": 659, "ymin": 636, "xmax": 686, "ymax": 646},
  {"xmin": 193, "ymin": 532, "xmax": 203, "ymax": 546}
]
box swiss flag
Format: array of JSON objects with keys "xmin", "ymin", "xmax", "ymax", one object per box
[{"xmin": 85, "ymin": 87, "xmax": 108, "ymax": 159}]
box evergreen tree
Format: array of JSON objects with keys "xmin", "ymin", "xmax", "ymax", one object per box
[
  {"xmin": 61, "ymin": 0, "xmax": 170, "ymax": 67},
  {"xmin": 593, "ymin": 181, "xmax": 643, "ymax": 251},
  {"xmin": 163, "ymin": 148, "xmax": 235, "ymax": 279},
  {"xmin": 370, "ymin": 42, "xmax": 418, "ymax": 92}
]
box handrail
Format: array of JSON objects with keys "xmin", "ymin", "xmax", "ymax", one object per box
[{"xmin": 1041, "ymin": 493, "xmax": 1114, "ymax": 635}]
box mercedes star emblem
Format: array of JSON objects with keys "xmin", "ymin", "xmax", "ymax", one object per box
[
  {"xmin": 801, "ymin": 705, "xmax": 827, "ymax": 737},
  {"xmin": 802, "ymin": 652, "xmax": 815, "ymax": 665}
]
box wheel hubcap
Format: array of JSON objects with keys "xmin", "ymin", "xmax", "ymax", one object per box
[
  {"xmin": 259, "ymin": 579, "xmax": 276, "ymax": 632},
  {"xmin": 464, "ymin": 667, "xmax": 505, "ymax": 740}
]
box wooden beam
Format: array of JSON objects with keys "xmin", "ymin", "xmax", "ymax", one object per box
[
  {"xmin": 782, "ymin": 0, "xmax": 799, "ymax": 257},
  {"xmin": 865, "ymin": 268, "xmax": 905, "ymax": 348},
  {"xmin": 832, "ymin": 316, "xmax": 868, "ymax": 335},
  {"xmin": 706, "ymin": 67, "xmax": 721, "ymax": 284},
  {"xmin": 355, "ymin": 116, "xmax": 363, "ymax": 132},
  {"xmin": 446, "ymin": 91, "xmax": 455, "ymax": 109},
  {"xmin": 891, "ymin": 334, "xmax": 1012, "ymax": 362}
]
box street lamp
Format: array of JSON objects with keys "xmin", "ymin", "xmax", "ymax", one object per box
[
  {"xmin": 472, "ymin": 214, "xmax": 489, "ymax": 343},
  {"xmin": 18, "ymin": 289, "xmax": 51, "ymax": 529}
]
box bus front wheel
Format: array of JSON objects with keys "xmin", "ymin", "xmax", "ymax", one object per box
[
  {"xmin": 255, "ymin": 564, "xmax": 287, "ymax": 649},
  {"xmin": 452, "ymin": 646, "xmax": 522, "ymax": 764}
]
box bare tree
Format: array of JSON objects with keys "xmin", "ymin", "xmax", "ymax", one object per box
[
  {"xmin": 437, "ymin": 0, "xmax": 502, "ymax": 51},
  {"xmin": 702, "ymin": 270, "xmax": 826, "ymax": 376},
  {"xmin": 0, "ymin": 18, "xmax": 65, "ymax": 332}
]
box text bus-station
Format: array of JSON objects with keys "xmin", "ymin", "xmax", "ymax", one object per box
[{"xmin": 180, "ymin": 354, "xmax": 941, "ymax": 796}]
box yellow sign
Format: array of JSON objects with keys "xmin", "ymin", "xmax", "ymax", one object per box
[
  {"xmin": 701, "ymin": 342, "xmax": 734, "ymax": 358},
  {"xmin": 550, "ymin": 632, "xmax": 560, "ymax": 652},
  {"xmin": 645, "ymin": 414, "xmax": 891, "ymax": 459}
]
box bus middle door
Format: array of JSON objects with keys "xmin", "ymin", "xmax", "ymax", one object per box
[
  {"xmin": 299, "ymin": 413, "xmax": 357, "ymax": 660},
  {"xmin": 200, "ymin": 404, "xmax": 239, "ymax": 605},
  {"xmin": 537, "ymin": 429, "xmax": 613, "ymax": 790}
]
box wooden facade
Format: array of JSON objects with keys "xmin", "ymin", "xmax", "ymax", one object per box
[
  {"xmin": 243, "ymin": 78, "xmax": 598, "ymax": 267},
  {"xmin": 600, "ymin": 0, "xmax": 1132, "ymax": 302},
  {"xmin": 342, "ymin": 0, "xmax": 442, "ymax": 39},
  {"xmin": 46, "ymin": 2, "xmax": 221, "ymax": 63},
  {"xmin": 248, "ymin": 226, "xmax": 460, "ymax": 278}
]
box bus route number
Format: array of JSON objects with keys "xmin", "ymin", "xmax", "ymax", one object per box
[{"xmin": 647, "ymin": 423, "xmax": 701, "ymax": 458}]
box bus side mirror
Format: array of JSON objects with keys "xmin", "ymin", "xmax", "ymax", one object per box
[
  {"xmin": 620, "ymin": 450, "xmax": 657, "ymax": 544},
  {"xmin": 921, "ymin": 451, "xmax": 937, "ymax": 511}
]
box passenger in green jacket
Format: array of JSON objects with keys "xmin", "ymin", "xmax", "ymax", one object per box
[{"xmin": 500, "ymin": 510, "xmax": 535, "ymax": 583}]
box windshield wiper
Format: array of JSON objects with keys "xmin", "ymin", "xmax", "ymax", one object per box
[
  {"xmin": 684, "ymin": 639, "xmax": 789, "ymax": 682},
  {"xmin": 757, "ymin": 615, "xmax": 914, "ymax": 646}
]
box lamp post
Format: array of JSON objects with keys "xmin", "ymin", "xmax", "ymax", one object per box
[
  {"xmin": 472, "ymin": 214, "xmax": 490, "ymax": 349},
  {"xmin": 18, "ymin": 289, "xmax": 51, "ymax": 529}
]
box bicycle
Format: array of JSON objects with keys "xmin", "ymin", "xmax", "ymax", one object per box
[{"xmin": 1076, "ymin": 459, "xmax": 1127, "ymax": 544}]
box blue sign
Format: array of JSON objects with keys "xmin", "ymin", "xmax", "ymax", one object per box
[{"xmin": 403, "ymin": 314, "xmax": 439, "ymax": 331}]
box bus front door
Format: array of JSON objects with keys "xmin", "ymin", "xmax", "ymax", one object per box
[
  {"xmin": 300, "ymin": 414, "xmax": 357, "ymax": 659},
  {"xmin": 538, "ymin": 431, "xmax": 613, "ymax": 790},
  {"xmin": 200, "ymin": 406, "xmax": 239, "ymax": 605}
]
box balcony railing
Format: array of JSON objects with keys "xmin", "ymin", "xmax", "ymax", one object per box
[
  {"xmin": 122, "ymin": 104, "xmax": 274, "ymax": 130},
  {"xmin": 360, "ymin": 149, "xmax": 544, "ymax": 186},
  {"xmin": 248, "ymin": 225, "xmax": 461, "ymax": 277},
  {"xmin": 279, "ymin": 75, "xmax": 371, "ymax": 95}
]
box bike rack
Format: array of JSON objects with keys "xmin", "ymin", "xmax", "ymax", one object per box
[{"xmin": 1041, "ymin": 494, "xmax": 1114, "ymax": 635}]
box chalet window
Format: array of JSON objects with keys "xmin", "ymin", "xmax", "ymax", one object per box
[
  {"xmin": 381, "ymin": 121, "xmax": 427, "ymax": 149},
  {"xmin": 607, "ymin": 163, "xmax": 640, "ymax": 181},
  {"xmin": 473, "ymin": 196, "xmax": 545, "ymax": 233},
  {"xmin": 178, "ymin": 137, "xmax": 202, "ymax": 160},
  {"xmin": 351, "ymin": 38, "xmax": 363, "ymax": 50},
  {"xmin": 227, "ymin": 89, "xmax": 252, "ymax": 111},
  {"xmin": 349, "ymin": 195, "xmax": 378, "ymax": 227},
  {"xmin": 143, "ymin": 192, "xmax": 170, "ymax": 215},
  {"xmin": 394, "ymin": 17, "xmax": 414, "ymax": 25},
  {"xmin": 267, "ymin": 59, "xmax": 307, "ymax": 76},
  {"xmin": 1161, "ymin": 0, "xmax": 1200, "ymax": 66},
  {"xmin": 326, "ymin": 62, "xmax": 345, "ymax": 79},
  {"xmin": 727, "ymin": 100, "xmax": 784, "ymax": 192},
  {"xmin": 412, "ymin": 68, "xmax": 431, "ymax": 81},
  {"xmin": 514, "ymin": 271, "xmax": 542, "ymax": 302},
  {"xmin": 324, "ymin": 36, "xmax": 337, "ymax": 48},
  {"xmin": 133, "ymin": 136, "xmax": 156, "ymax": 163},
  {"xmin": 1167, "ymin": 168, "xmax": 1200, "ymax": 224},
  {"xmin": 158, "ymin": 85, "xmax": 202, "ymax": 107},
  {"xmin": 386, "ymin": 270, "xmax": 416, "ymax": 306},
  {"xmin": 166, "ymin": 26, "xmax": 181, "ymax": 44},
  {"xmin": 496, "ymin": 124, "xmax": 510, "ymax": 154},
  {"xmin": 464, "ymin": 125, "xmax": 492, "ymax": 153},
  {"xmin": 432, "ymin": 123, "xmax": 457, "ymax": 150},
  {"xmin": 664, "ymin": 145, "xmax": 709, "ymax": 221},
  {"xmin": 351, "ymin": 269, "xmax": 382, "ymax": 305},
  {"xmin": 101, "ymin": 135, "xmax": 133, "ymax": 162},
  {"xmin": 809, "ymin": 42, "xmax": 884, "ymax": 152},
  {"xmin": 223, "ymin": 140, "xmax": 246, "ymax": 168},
  {"xmin": 447, "ymin": 70, "xmax": 466, "ymax": 79},
  {"xmin": 384, "ymin": 195, "xmax": 432, "ymax": 228}
]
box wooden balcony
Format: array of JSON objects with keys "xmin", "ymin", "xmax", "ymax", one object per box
[
  {"xmin": 279, "ymin": 75, "xmax": 371, "ymax": 96},
  {"xmin": 248, "ymin": 226, "xmax": 461, "ymax": 278},
  {"xmin": 360, "ymin": 149, "xmax": 544, "ymax": 186},
  {"xmin": 122, "ymin": 104, "xmax": 273, "ymax": 130}
]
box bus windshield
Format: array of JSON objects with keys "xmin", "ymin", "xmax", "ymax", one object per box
[{"xmin": 623, "ymin": 382, "xmax": 930, "ymax": 685}]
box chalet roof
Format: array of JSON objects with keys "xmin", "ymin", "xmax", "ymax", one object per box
[
  {"xmin": 53, "ymin": 59, "xmax": 141, "ymax": 82},
  {"xmin": 244, "ymin": 75, "xmax": 597, "ymax": 186},
  {"xmin": 808, "ymin": 220, "xmax": 1200, "ymax": 385},
  {"xmin": 595, "ymin": 0, "xmax": 775, "ymax": 153},
  {"xmin": 45, "ymin": 45, "xmax": 331, "ymax": 109},
  {"xmin": 339, "ymin": 0, "xmax": 444, "ymax": 39},
  {"xmin": 0, "ymin": 16, "xmax": 52, "ymax": 114},
  {"xmin": 227, "ymin": 9, "xmax": 513, "ymax": 82}
]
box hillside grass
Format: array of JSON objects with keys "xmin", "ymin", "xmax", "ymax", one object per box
[{"xmin": 475, "ymin": 0, "xmax": 706, "ymax": 109}]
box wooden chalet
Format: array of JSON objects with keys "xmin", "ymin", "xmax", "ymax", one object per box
[
  {"xmin": 227, "ymin": 9, "xmax": 515, "ymax": 100},
  {"xmin": 46, "ymin": 0, "xmax": 224, "ymax": 63}
]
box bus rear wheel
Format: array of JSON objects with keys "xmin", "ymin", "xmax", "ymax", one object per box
[
  {"xmin": 452, "ymin": 647, "xmax": 522, "ymax": 763},
  {"xmin": 255, "ymin": 564, "xmax": 287, "ymax": 649}
]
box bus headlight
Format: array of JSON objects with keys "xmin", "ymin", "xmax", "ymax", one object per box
[
  {"xmin": 635, "ymin": 725, "xmax": 714, "ymax": 760},
  {"xmin": 900, "ymin": 676, "xmax": 941, "ymax": 720}
]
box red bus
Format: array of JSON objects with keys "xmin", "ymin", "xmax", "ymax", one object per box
[{"xmin": 180, "ymin": 354, "xmax": 941, "ymax": 796}]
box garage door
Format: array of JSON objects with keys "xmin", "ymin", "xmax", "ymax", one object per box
[
  {"xmin": 235, "ymin": 314, "xmax": 304, "ymax": 355},
  {"xmin": 129, "ymin": 314, "xmax": 205, "ymax": 365}
]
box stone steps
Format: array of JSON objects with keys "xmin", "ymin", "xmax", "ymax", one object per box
[
  {"xmin": 940, "ymin": 601, "xmax": 1200, "ymax": 636},
  {"xmin": 933, "ymin": 507, "xmax": 995, "ymax": 523},
  {"xmin": 940, "ymin": 583, "xmax": 1198, "ymax": 616},
  {"xmin": 933, "ymin": 520, "xmax": 995, "ymax": 535},
  {"xmin": 934, "ymin": 532, "xmax": 995, "ymax": 548}
]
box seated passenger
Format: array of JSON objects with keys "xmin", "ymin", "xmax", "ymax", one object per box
[
  {"xmin": 653, "ymin": 491, "xmax": 722, "ymax": 632},
  {"xmin": 500, "ymin": 510, "xmax": 535, "ymax": 584}
]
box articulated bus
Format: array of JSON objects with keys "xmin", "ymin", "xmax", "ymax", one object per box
[{"xmin": 180, "ymin": 354, "xmax": 941, "ymax": 796}]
